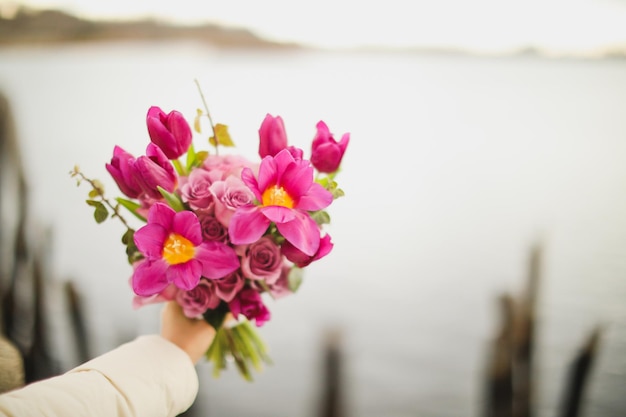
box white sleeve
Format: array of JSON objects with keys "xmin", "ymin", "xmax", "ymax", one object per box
[{"xmin": 0, "ymin": 335, "xmax": 199, "ymax": 417}]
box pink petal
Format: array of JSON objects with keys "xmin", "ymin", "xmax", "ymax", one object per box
[
  {"xmin": 276, "ymin": 210, "xmax": 321, "ymax": 256},
  {"xmin": 257, "ymin": 155, "xmax": 278, "ymax": 191},
  {"xmin": 296, "ymin": 182, "xmax": 333, "ymax": 211},
  {"xmin": 132, "ymin": 259, "xmax": 169, "ymax": 296},
  {"xmin": 281, "ymin": 159, "xmax": 313, "ymax": 198},
  {"xmin": 241, "ymin": 167, "xmax": 262, "ymax": 201},
  {"xmin": 134, "ymin": 224, "xmax": 167, "ymax": 259},
  {"xmin": 195, "ymin": 241, "xmax": 240, "ymax": 279},
  {"xmin": 260, "ymin": 205, "xmax": 296, "ymax": 223},
  {"xmin": 148, "ymin": 202, "xmax": 175, "ymax": 230},
  {"xmin": 229, "ymin": 206, "xmax": 270, "ymax": 245},
  {"xmin": 172, "ymin": 210, "xmax": 202, "ymax": 245},
  {"xmin": 166, "ymin": 260, "xmax": 202, "ymax": 291}
]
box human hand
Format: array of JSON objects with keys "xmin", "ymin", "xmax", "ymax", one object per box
[{"xmin": 160, "ymin": 302, "xmax": 216, "ymax": 364}]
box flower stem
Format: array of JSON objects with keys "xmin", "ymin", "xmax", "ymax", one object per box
[
  {"xmin": 194, "ymin": 79, "xmax": 219, "ymax": 156},
  {"xmin": 70, "ymin": 167, "xmax": 131, "ymax": 229}
]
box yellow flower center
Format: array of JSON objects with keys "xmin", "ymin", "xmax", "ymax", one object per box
[
  {"xmin": 262, "ymin": 185, "xmax": 295, "ymax": 208},
  {"xmin": 162, "ymin": 233, "xmax": 195, "ymax": 265}
]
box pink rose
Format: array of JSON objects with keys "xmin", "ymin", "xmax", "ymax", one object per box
[
  {"xmin": 282, "ymin": 233, "xmax": 333, "ymax": 267},
  {"xmin": 210, "ymin": 175, "xmax": 256, "ymax": 227},
  {"xmin": 310, "ymin": 121, "xmax": 350, "ymax": 173},
  {"xmin": 180, "ymin": 168, "xmax": 214, "ymax": 210},
  {"xmin": 176, "ymin": 278, "xmax": 221, "ymax": 318},
  {"xmin": 252, "ymin": 264, "xmax": 292, "ymax": 299},
  {"xmin": 241, "ymin": 237, "xmax": 283, "ymax": 283},
  {"xmin": 229, "ymin": 287, "xmax": 271, "ymax": 327},
  {"xmin": 203, "ymin": 154, "xmax": 256, "ymax": 180},
  {"xmin": 196, "ymin": 209, "xmax": 229, "ymax": 242},
  {"xmin": 213, "ymin": 270, "xmax": 245, "ymax": 302}
]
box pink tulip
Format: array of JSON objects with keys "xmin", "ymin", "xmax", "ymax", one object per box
[
  {"xmin": 131, "ymin": 143, "xmax": 177, "ymax": 200},
  {"xmin": 131, "ymin": 203, "xmax": 239, "ymax": 296},
  {"xmin": 146, "ymin": 106, "xmax": 192, "ymax": 160},
  {"xmin": 310, "ymin": 121, "xmax": 350, "ymax": 173},
  {"xmin": 105, "ymin": 146, "xmax": 142, "ymax": 198},
  {"xmin": 258, "ymin": 114, "xmax": 288, "ymax": 158},
  {"xmin": 229, "ymin": 149, "xmax": 333, "ymax": 256}
]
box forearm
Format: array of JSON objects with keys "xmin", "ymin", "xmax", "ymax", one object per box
[{"xmin": 0, "ymin": 335, "xmax": 199, "ymax": 417}]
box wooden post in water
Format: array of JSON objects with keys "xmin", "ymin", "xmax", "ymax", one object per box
[
  {"xmin": 558, "ymin": 326, "xmax": 602, "ymax": 417},
  {"xmin": 484, "ymin": 243, "xmax": 541, "ymax": 417},
  {"xmin": 318, "ymin": 327, "xmax": 344, "ymax": 417}
]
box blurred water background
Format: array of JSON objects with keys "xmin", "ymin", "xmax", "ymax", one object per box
[{"xmin": 1, "ymin": 41, "xmax": 626, "ymax": 416}]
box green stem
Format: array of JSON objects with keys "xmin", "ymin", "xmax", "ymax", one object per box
[
  {"xmin": 172, "ymin": 159, "xmax": 185, "ymax": 176},
  {"xmin": 194, "ymin": 79, "xmax": 219, "ymax": 156}
]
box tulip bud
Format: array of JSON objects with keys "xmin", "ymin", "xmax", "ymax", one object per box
[
  {"xmin": 146, "ymin": 106, "xmax": 192, "ymax": 160},
  {"xmin": 258, "ymin": 114, "xmax": 288, "ymax": 158},
  {"xmin": 105, "ymin": 146, "xmax": 142, "ymax": 198},
  {"xmin": 282, "ymin": 234, "xmax": 333, "ymax": 267},
  {"xmin": 131, "ymin": 143, "xmax": 177, "ymax": 199},
  {"xmin": 310, "ymin": 121, "xmax": 350, "ymax": 173}
]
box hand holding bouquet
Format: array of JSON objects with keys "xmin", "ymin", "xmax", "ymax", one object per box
[{"xmin": 72, "ymin": 85, "xmax": 349, "ymax": 380}]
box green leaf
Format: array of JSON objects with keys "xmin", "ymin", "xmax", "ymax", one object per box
[
  {"xmin": 203, "ymin": 302, "xmax": 230, "ymax": 331},
  {"xmin": 88, "ymin": 189, "xmax": 100, "ymax": 199},
  {"xmin": 86, "ymin": 200, "xmax": 108, "ymax": 223},
  {"xmin": 116, "ymin": 197, "xmax": 146, "ymax": 222},
  {"xmin": 209, "ymin": 123, "xmax": 235, "ymax": 147},
  {"xmin": 157, "ymin": 186, "xmax": 185, "ymax": 212},
  {"xmin": 310, "ymin": 210, "xmax": 331, "ymax": 226},
  {"xmin": 185, "ymin": 143, "xmax": 197, "ymax": 171},
  {"xmin": 288, "ymin": 267, "xmax": 304, "ymax": 292},
  {"xmin": 121, "ymin": 228, "xmax": 142, "ymax": 264}
]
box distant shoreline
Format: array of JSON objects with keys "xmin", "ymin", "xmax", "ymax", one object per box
[{"xmin": 2, "ymin": 7, "xmax": 625, "ymax": 60}]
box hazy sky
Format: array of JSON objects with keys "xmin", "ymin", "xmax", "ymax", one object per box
[{"xmin": 7, "ymin": 0, "xmax": 626, "ymax": 53}]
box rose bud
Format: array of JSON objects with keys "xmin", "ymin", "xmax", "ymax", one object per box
[
  {"xmin": 258, "ymin": 114, "xmax": 288, "ymax": 158},
  {"xmin": 146, "ymin": 106, "xmax": 192, "ymax": 160},
  {"xmin": 310, "ymin": 121, "xmax": 350, "ymax": 173}
]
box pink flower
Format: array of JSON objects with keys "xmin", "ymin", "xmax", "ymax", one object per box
[
  {"xmin": 240, "ymin": 237, "xmax": 283, "ymax": 283},
  {"xmin": 310, "ymin": 121, "xmax": 350, "ymax": 173},
  {"xmin": 229, "ymin": 149, "xmax": 333, "ymax": 256},
  {"xmin": 203, "ymin": 154, "xmax": 255, "ymax": 180},
  {"xmin": 106, "ymin": 146, "xmax": 142, "ymax": 199},
  {"xmin": 132, "ymin": 143, "xmax": 177, "ymax": 200},
  {"xmin": 267, "ymin": 265, "xmax": 293, "ymax": 299},
  {"xmin": 132, "ymin": 283, "xmax": 177, "ymax": 309},
  {"xmin": 213, "ymin": 270, "xmax": 245, "ymax": 302},
  {"xmin": 196, "ymin": 209, "xmax": 229, "ymax": 242},
  {"xmin": 146, "ymin": 106, "xmax": 192, "ymax": 160},
  {"xmin": 176, "ymin": 278, "xmax": 221, "ymax": 318},
  {"xmin": 258, "ymin": 114, "xmax": 288, "ymax": 158},
  {"xmin": 131, "ymin": 203, "xmax": 239, "ymax": 296},
  {"xmin": 282, "ymin": 233, "xmax": 334, "ymax": 267},
  {"xmin": 210, "ymin": 176, "xmax": 256, "ymax": 227},
  {"xmin": 180, "ymin": 168, "xmax": 214, "ymax": 210},
  {"xmin": 229, "ymin": 288, "xmax": 271, "ymax": 327},
  {"xmin": 286, "ymin": 146, "xmax": 304, "ymax": 160}
]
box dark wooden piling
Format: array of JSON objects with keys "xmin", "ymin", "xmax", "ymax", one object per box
[
  {"xmin": 318, "ymin": 327, "xmax": 344, "ymax": 417},
  {"xmin": 484, "ymin": 244, "xmax": 541, "ymax": 417},
  {"xmin": 558, "ymin": 325, "xmax": 602, "ymax": 417}
]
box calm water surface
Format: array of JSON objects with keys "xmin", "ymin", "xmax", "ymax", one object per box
[{"xmin": 0, "ymin": 42, "xmax": 625, "ymax": 417}]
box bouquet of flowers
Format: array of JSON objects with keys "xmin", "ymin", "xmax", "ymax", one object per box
[{"xmin": 71, "ymin": 85, "xmax": 349, "ymax": 380}]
